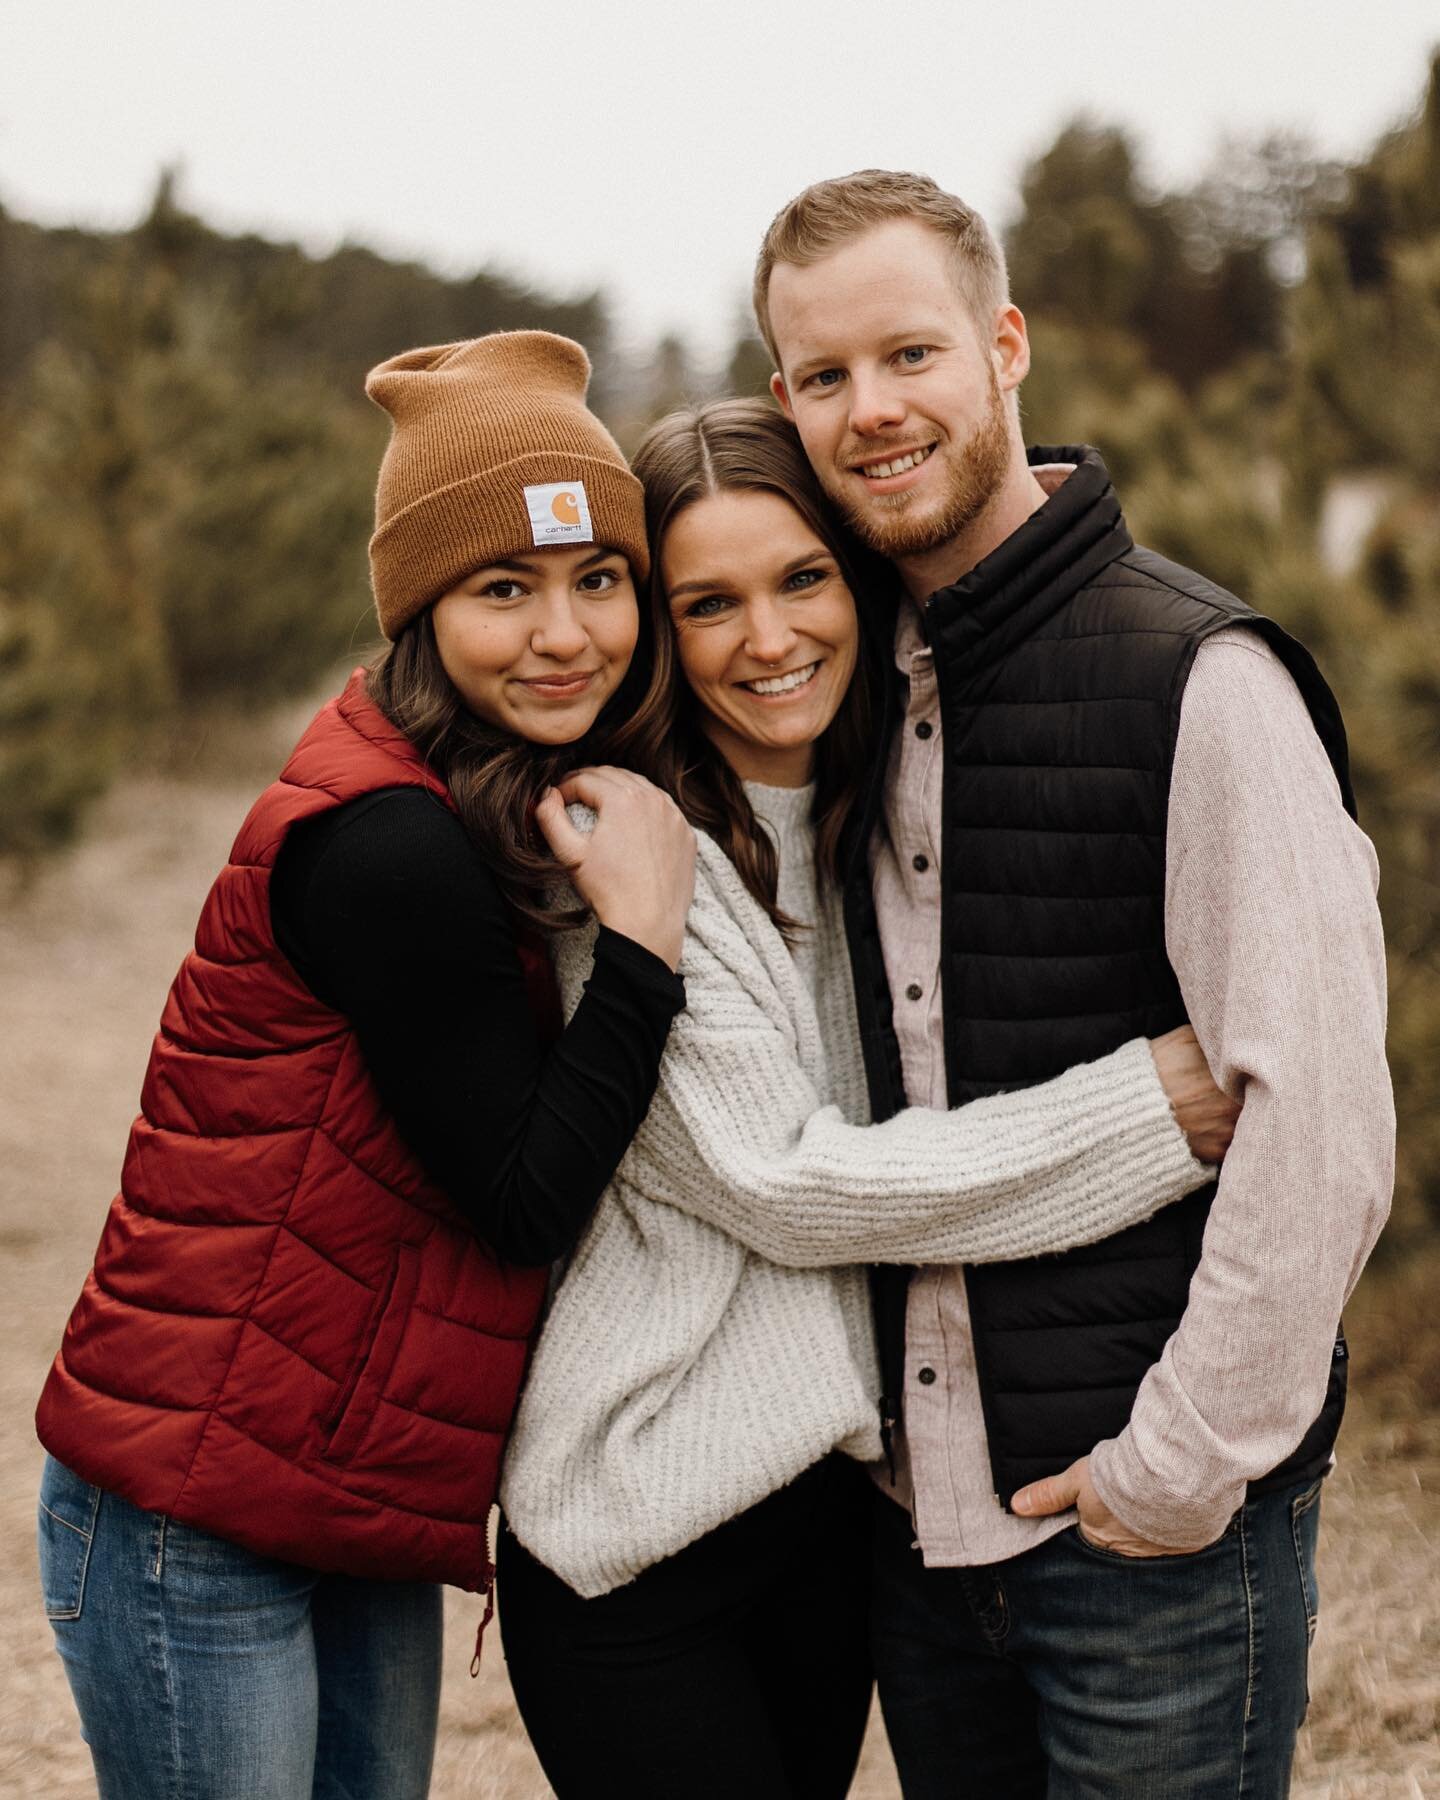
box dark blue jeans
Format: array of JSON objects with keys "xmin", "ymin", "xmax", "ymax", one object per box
[
  {"xmin": 38, "ymin": 1455, "xmax": 443, "ymax": 1800},
  {"xmin": 872, "ymin": 1473, "xmax": 1323, "ymax": 1799}
]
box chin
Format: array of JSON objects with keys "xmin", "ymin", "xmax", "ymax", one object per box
[
  {"xmin": 513, "ymin": 713, "xmax": 598, "ymax": 748},
  {"xmin": 857, "ymin": 509, "xmax": 952, "ymax": 560},
  {"xmin": 769, "ymin": 725, "xmax": 820, "ymax": 755}
]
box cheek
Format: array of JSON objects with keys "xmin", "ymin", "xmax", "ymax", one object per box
[
  {"xmin": 935, "ymin": 374, "xmax": 987, "ymax": 434},
  {"xmin": 797, "ymin": 408, "xmax": 838, "ymax": 456},
  {"xmin": 596, "ymin": 599, "xmax": 640, "ymax": 666},
  {"xmin": 675, "ymin": 629, "xmax": 728, "ymax": 697},
  {"xmin": 833, "ymin": 639, "xmax": 860, "ymax": 704},
  {"xmin": 821, "ymin": 641, "xmax": 858, "ymax": 725},
  {"xmin": 434, "ymin": 612, "xmax": 513, "ymax": 687},
  {"xmin": 816, "ymin": 596, "xmax": 860, "ymax": 667}
]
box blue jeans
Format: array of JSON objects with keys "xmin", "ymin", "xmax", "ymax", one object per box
[
  {"xmin": 38, "ymin": 1455, "xmax": 443, "ymax": 1800},
  {"xmin": 872, "ymin": 1472, "xmax": 1323, "ymax": 1799}
]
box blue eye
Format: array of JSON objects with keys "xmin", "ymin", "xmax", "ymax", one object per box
[
  {"xmin": 899, "ymin": 346, "xmax": 929, "ymax": 366},
  {"xmin": 684, "ymin": 595, "xmax": 729, "ymax": 619},
  {"xmin": 784, "ymin": 568, "xmax": 826, "ymax": 591},
  {"xmin": 811, "ymin": 369, "xmax": 843, "ymax": 389}
]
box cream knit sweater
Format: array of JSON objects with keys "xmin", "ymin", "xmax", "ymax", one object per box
[{"xmin": 499, "ymin": 785, "xmax": 1209, "ymax": 1598}]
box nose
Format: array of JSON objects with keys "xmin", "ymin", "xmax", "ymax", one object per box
[
  {"xmin": 848, "ymin": 370, "xmax": 907, "ymax": 440},
  {"xmin": 531, "ymin": 592, "xmax": 590, "ymax": 662},
  {"xmin": 743, "ymin": 596, "xmax": 799, "ymax": 666}
]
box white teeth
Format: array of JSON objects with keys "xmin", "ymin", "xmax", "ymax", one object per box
[
  {"xmin": 744, "ymin": 662, "xmax": 819, "ymax": 696},
  {"xmin": 862, "ymin": 445, "xmax": 932, "ymax": 478}
]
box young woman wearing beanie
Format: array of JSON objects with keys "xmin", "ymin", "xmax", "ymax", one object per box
[
  {"xmin": 496, "ymin": 400, "xmax": 1240, "ymax": 1799},
  {"xmin": 34, "ymin": 330, "xmax": 695, "ymax": 1800}
]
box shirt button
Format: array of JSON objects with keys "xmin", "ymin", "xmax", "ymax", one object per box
[
  {"xmin": 915, "ymin": 720, "xmax": 933, "ymax": 740},
  {"xmin": 912, "ymin": 853, "xmax": 929, "ymax": 873},
  {"xmin": 917, "ymin": 1366, "xmax": 937, "ymax": 1385},
  {"xmin": 905, "ymin": 982, "xmax": 923, "ymax": 1001}
]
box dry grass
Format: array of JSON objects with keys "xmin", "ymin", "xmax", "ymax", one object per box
[
  {"xmin": 1, "ymin": 705, "xmax": 1434, "ymax": 1797},
  {"xmin": 1287, "ymin": 1260, "xmax": 1440, "ymax": 1797}
]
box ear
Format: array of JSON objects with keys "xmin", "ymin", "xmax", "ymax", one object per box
[
  {"xmin": 992, "ymin": 304, "xmax": 1031, "ymax": 394},
  {"xmin": 769, "ymin": 370, "xmax": 795, "ymax": 420}
]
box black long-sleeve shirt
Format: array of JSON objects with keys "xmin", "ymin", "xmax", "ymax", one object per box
[{"xmin": 269, "ymin": 787, "xmax": 684, "ymax": 1267}]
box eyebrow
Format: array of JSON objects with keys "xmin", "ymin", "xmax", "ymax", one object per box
[
  {"xmin": 479, "ymin": 547, "xmax": 621, "ymax": 577},
  {"xmin": 667, "ymin": 546, "xmax": 832, "ymax": 600}
]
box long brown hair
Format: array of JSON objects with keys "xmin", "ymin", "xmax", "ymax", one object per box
[
  {"xmin": 366, "ymin": 576, "xmax": 673, "ymax": 931},
  {"xmin": 629, "ymin": 398, "xmax": 881, "ymax": 939}
]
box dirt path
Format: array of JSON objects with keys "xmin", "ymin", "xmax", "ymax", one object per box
[{"xmin": 1, "ymin": 706, "xmax": 1434, "ymax": 1797}]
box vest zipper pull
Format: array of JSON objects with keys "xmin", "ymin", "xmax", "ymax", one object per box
[
  {"xmin": 879, "ymin": 1396, "xmax": 898, "ymax": 1486},
  {"xmin": 471, "ymin": 1517, "xmax": 498, "ymax": 1678},
  {"xmin": 470, "ymin": 1568, "xmax": 496, "ymax": 1677}
]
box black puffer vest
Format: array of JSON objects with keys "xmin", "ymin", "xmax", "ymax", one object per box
[{"xmin": 843, "ymin": 446, "xmax": 1354, "ymax": 1507}]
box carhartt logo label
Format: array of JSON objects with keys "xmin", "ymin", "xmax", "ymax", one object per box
[{"xmin": 525, "ymin": 480, "xmax": 593, "ymax": 547}]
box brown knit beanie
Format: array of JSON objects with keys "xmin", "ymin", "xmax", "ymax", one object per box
[{"xmin": 366, "ymin": 331, "xmax": 649, "ymax": 640}]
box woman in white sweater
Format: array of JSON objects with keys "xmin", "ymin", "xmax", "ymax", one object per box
[{"xmin": 498, "ymin": 401, "xmax": 1236, "ymax": 1799}]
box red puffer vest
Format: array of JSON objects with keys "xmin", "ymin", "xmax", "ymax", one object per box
[{"xmin": 37, "ymin": 671, "xmax": 554, "ymax": 1589}]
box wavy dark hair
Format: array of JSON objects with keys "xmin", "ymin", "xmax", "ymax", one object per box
[
  {"xmin": 366, "ymin": 575, "xmax": 674, "ymax": 931},
  {"xmin": 629, "ymin": 398, "xmax": 884, "ymax": 939}
]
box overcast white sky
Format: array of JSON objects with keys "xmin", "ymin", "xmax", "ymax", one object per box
[{"xmin": 4, "ymin": 1, "xmax": 1437, "ymax": 363}]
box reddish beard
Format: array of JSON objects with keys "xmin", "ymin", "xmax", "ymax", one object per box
[{"xmin": 830, "ymin": 371, "xmax": 1011, "ymax": 561}]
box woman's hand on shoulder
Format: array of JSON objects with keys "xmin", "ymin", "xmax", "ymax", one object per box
[
  {"xmin": 536, "ymin": 768, "xmax": 696, "ymax": 972},
  {"xmin": 1148, "ymin": 1024, "xmax": 1241, "ymax": 1165}
]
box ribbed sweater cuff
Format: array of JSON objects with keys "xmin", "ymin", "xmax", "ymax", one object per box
[{"xmin": 1059, "ymin": 1034, "xmax": 1213, "ymax": 1205}]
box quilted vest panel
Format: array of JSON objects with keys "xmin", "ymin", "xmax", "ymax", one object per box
[{"xmin": 37, "ymin": 671, "xmax": 553, "ymax": 1587}]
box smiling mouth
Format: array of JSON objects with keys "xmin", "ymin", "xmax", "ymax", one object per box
[
  {"xmin": 738, "ymin": 661, "xmax": 821, "ymax": 697},
  {"xmin": 853, "ymin": 444, "xmax": 936, "ymax": 480},
  {"xmin": 517, "ymin": 670, "xmax": 598, "ymax": 696}
]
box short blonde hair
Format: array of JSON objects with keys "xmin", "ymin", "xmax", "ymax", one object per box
[{"xmin": 753, "ymin": 169, "xmax": 1009, "ymax": 369}]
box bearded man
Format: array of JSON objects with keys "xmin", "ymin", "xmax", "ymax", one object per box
[{"xmin": 753, "ymin": 171, "xmax": 1394, "ymax": 1798}]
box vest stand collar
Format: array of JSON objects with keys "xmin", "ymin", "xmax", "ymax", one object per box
[
  {"xmin": 924, "ymin": 445, "xmax": 1133, "ymax": 674},
  {"xmin": 304, "ymin": 667, "xmax": 451, "ymax": 803}
]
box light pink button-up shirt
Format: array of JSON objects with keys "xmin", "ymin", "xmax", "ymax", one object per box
[{"xmin": 871, "ymin": 485, "xmax": 1393, "ymax": 1565}]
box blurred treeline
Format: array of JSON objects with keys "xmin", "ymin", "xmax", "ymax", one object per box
[
  {"xmin": 0, "ymin": 168, "xmax": 614, "ymax": 853},
  {"xmin": 2, "ymin": 57, "xmax": 1438, "ymax": 1242},
  {"xmin": 1009, "ymin": 63, "xmax": 1440, "ymax": 1254}
]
